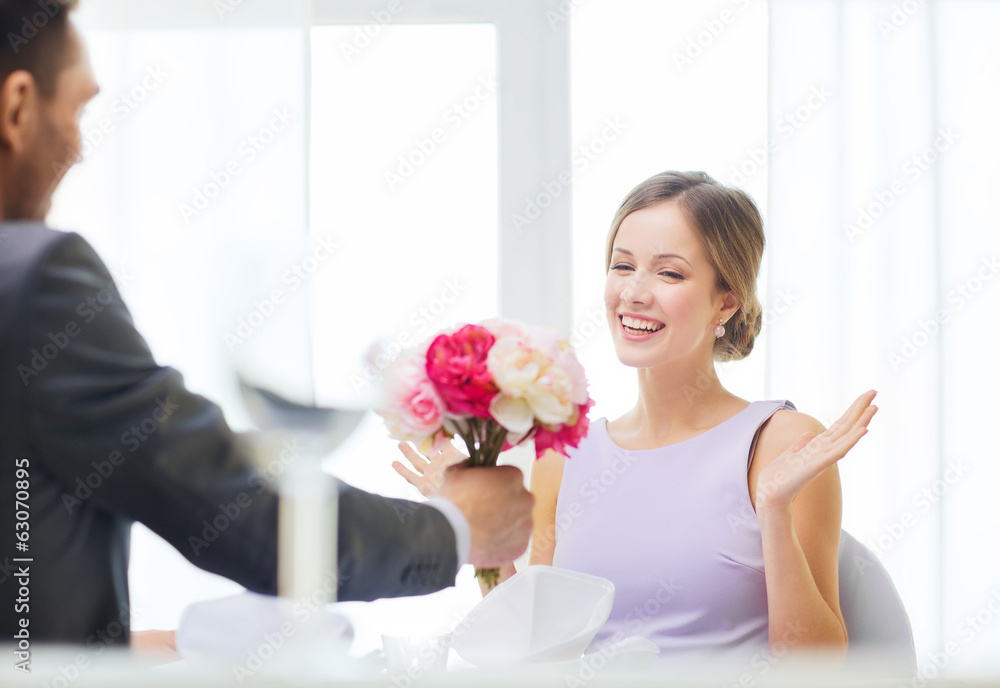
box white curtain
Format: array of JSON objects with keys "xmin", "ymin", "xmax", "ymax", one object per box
[
  {"xmin": 51, "ymin": 0, "xmax": 314, "ymax": 629},
  {"xmin": 767, "ymin": 0, "xmax": 1000, "ymax": 674},
  {"xmin": 570, "ymin": 0, "xmax": 999, "ymax": 676}
]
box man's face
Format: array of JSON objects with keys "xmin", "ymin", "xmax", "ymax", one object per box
[{"xmin": 20, "ymin": 22, "xmax": 99, "ymax": 219}]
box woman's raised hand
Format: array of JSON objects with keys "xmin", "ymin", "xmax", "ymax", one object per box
[
  {"xmin": 392, "ymin": 441, "xmax": 467, "ymax": 498},
  {"xmin": 755, "ymin": 390, "xmax": 878, "ymax": 512}
]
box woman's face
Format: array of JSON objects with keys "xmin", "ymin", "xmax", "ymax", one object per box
[{"xmin": 604, "ymin": 200, "xmax": 733, "ymax": 369}]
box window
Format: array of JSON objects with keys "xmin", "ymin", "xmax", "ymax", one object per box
[{"xmin": 48, "ymin": 1, "xmax": 998, "ymax": 674}]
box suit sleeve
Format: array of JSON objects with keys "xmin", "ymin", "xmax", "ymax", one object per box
[{"xmin": 21, "ymin": 232, "xmax": 459, "ymax": 600}]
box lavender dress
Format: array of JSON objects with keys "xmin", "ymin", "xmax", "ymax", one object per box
[{"xmin": 551, "ymin": 400, "xmax": 797, "ymax": 660}]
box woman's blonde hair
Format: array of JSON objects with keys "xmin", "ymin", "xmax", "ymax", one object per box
[{"xmin": 605, "ymin": 171, "xmax": 766, "ymax": 362}]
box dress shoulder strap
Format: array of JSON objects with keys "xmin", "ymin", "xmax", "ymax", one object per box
[{"xmin": 744, "ymin": 399, "xmax": 798, "ymax": 469}]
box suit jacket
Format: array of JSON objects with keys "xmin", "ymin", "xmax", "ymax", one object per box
[{"xmin": 0, "ymin": 223, "xmax": 458, "ymax": 646}]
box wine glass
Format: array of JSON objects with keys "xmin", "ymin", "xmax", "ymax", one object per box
[
  {"xmin": 235, "ymin": 372, "xmax": 367, "ymax": 602},
  {"xmin": 231, "ymin": 364, "xmax": 370, "ymax": 678}
]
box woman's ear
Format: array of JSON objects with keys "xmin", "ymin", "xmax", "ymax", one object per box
[
  {"xmin": 0, "ymin": 71, "xmax": 37, "ymax": 153},
  {"xmin": 720, "ymin": 291, "xmax": 741, "ymax": 322}
]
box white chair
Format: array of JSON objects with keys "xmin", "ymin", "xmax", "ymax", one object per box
[{"xmin": 838, "ymin": 530, "xmax": 917, "ymax": 674}]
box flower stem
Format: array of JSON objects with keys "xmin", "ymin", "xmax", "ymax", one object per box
[{"xmin": 476, "ymin": 566, "xmax": 501, "ymax": 590}]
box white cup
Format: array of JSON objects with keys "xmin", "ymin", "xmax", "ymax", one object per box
[{"xmin": 381, "ymin": 633, "xmax": 452, "ymax": 677}]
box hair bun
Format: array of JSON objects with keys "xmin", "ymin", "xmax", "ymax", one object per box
[{"xmin": 716, "ymin": 296, "xmax": 762, "ymax": 362}]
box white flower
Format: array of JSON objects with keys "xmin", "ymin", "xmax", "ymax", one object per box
[
  {"xmin": 489, "ymin": 394, "xmax": 534, "ymax": 434},
  {"xmin": 523, "ymin": 365, "xmax": 575, "ymax": 425},
  {"xmin": 486, "ymin": 337, "xmax": 576, "ymax": 426}
]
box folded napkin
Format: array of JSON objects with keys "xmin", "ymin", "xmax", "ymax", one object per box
[
  {"xmin": 175, "ymin": 591, "xmax": 354, "ymax": 668},
  {"xmin": 451, "ymin": 565, "xmax": 617, "ymax": 666}
]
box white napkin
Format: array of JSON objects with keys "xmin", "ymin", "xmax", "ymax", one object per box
[
  {"xmin": 175, "ymin": 591, "xmax": 353, "ymax": 666},
  {"xmin": 451, "ymin": 565, "xmax": 616, "ymax": 666}
]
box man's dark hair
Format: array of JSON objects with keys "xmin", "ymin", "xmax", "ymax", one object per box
[{"xmin": 0, "ymin": 0, "xmax": 78, "ymax": 98}]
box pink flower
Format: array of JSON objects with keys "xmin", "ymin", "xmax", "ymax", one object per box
[
  {"xmin": 425, "ymin": 324, "xmax": 499, "ymax": 418},
  {"xmin": 379, "ymin": 351, "xmax": 447, "ymax": 441},
  {"xmin": 480, "ymin": 317, "xmax": 530, "ymax": 342},
  {"xmin": 481, "ymin": 317, "xmax": 561, "ymax": 358},
  {"xmin": 532, "ymin": 397, "xmax": 595, "ymax": 458},
  {"xmin": 553, "ymin": 349, "xmax": 590, "ymax": 406}
]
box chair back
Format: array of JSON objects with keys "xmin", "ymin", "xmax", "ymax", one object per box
[{"xmin": 838, "ymin": 530, "xmax": 917, "ymax": 674}]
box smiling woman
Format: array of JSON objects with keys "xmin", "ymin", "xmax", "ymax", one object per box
[
  {"xmin": 533, "ymin": 171, "xmax": 875, "ymax": 662},
  {"xmin": 397, "ymin": 170, "xmax": 880, "ymax": 667},
  {"xmin": 603, "ymin": 171, "xmax": 765, "ymax": 366}
]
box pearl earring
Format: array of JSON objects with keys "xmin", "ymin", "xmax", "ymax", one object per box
[{"xmin": 714, "ymin": 318, "xmax": 726, "ymax": 338}]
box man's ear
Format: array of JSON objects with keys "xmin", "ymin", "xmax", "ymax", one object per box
[{"xmin": 0, "ymin": 71, "xmax": 37, "ymax": 154}]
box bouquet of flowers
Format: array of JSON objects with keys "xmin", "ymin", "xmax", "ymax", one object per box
[{"xmin": 376, "ymin": 318, "xmax": 594, "ymax": 587}]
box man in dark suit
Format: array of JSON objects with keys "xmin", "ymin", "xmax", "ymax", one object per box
[{"xmin": 0, "ymin": 0, "xmax": 534, "ymax": 650}]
